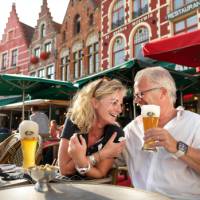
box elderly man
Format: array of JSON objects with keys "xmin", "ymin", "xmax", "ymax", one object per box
[{"xmin": 124, "ymin": 67, "xmax": 200, "ymax": 200}]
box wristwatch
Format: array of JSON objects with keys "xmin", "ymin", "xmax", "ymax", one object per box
[{"xmin": 172, "ymin": 141, "xmax": 188, "ymax": 159}]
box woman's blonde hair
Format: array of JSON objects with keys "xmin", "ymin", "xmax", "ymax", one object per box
[{"xmin": 67, "ymin": 78, "xmax": 127, "ymax": 133}]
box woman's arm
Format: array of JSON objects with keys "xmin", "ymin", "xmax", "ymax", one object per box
[{"xmin": 58, "ymin": 138, "xmax": 76, "ymax": 175}]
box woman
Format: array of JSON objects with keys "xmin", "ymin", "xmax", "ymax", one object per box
[{"xmin": 58, "ymin": 78, "xmax": 127, "ymax": 179}]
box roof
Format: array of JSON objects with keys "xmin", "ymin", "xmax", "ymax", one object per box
[{"xmin": 20, "ymin": 22, "xmax": 34, "ymax": 45}]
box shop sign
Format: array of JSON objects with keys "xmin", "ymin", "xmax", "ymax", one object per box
[{"xmin": 167, "ymin": 1, "xmax": 200, "ymax": 20}]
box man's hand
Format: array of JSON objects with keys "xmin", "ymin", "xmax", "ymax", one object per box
[{"xmin": 144, "ymin": 128, "xmax": 177, "ymax": 153}]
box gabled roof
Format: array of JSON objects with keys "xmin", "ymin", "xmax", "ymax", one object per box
[{"xmin": 20, "ymin": 22, "xmax": 34, "ymax": 45}]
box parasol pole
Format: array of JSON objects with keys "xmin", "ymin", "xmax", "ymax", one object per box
[
  {"xmin": 22, "ymin": 89, "xmax": 25, "ymax": 120},
  {"xmin": 180, "ymin": 90, "xmax": 183, "ymax": 106}
]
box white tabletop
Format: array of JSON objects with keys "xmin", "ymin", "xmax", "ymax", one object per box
[{"xmin": 0, "ymin": 183, "xmax": 171, "ymax": 200}]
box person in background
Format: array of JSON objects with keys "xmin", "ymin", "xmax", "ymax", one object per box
[
  {"xmin": 49, "ymin": 120, "xmax": 62, "ymax": 139},
  {"xmin": 58, "ymin": 78, "xmax": 127, "ymax": 179},
  {"xmin": 30, "ymin": 106, "xmax": 49, "ymax": 136},
  {"xmin": 124, "ymin": 67, "xmax": 200, "ymax": 200}
]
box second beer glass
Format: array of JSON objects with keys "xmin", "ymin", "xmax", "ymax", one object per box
[{"xmin": 141, "ymin": 105, "xmax": 160, "ymax": 152}]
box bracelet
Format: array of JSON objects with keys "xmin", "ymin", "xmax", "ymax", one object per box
[
  {"xmin": 75, "ymin": 162, "xmax": 91, "ymax": 175},
  {"xmin": 88, "ymin": 154, "xmax": 97, "ymax": 166}
]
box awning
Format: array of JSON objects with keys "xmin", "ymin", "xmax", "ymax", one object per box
[
  {"xmin": 0, "ymin": 99, "xmax": 70, "ymax": 111},
  {"xmin": 143, "ymin": 29, "xmax": 200, "ymax": 68},
  {"xmin": 73, "ymin": 60, "xmax": 136, "ymax": 88},
  {"xmin": 0, "ymin": 96, "xmax": 22, "ymax": 106}
]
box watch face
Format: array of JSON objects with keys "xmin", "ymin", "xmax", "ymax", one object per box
[{"xmin": 177, "ymin": 141, "xmax": 188, "ymax": 153}]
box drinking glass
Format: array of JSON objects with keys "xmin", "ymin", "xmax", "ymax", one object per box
[{"xmin": 141, "ymin": 105, "xmax": 160, "ymax": 152}]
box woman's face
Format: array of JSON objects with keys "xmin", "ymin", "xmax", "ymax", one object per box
[{"xmin": 94, "ymin": 90, "xmax": 124, "ymax": 125}]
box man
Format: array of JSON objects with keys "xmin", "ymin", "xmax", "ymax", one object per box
[
  {"xmin": 30, "ymin": 106, "xmax": 49, "ymax": 135},
  {"xmin": 124, "ymin": 67, "xmax": 200, "ymax": 200}
]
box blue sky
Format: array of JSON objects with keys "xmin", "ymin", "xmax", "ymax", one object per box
[{"xmin": 0, "ymin": 0, "xmax": 69, "ymax": 38}]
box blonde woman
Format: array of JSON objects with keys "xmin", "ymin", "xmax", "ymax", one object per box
[{"xmin": 58, "ymin": 78, "xmax": 126, "ymax": 179}]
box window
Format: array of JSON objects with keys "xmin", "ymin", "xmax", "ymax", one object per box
[
  {"xmin": 47, "ymin": 65, "xmax": 55, "ymax": 79},
  {"xmin": 2, "ymin": 53, "xmax": 8, "ymax": 69},
  {"xmin": 74, "ymin": 50, "xmax": 83, "ymax": 79},
  {"xmin": 112, "ymin": 0, "xmax": 124, "ymax": 29},
  {"xmin": 11, "ymin": 49, "xmax": 17, "ymax": 66},
  {"xmin": 88, "ymin": 42, "xmax": 99, "ymax": 74},
  {"xmin": 38, "ymin": 69, "xmax": 45, "ymax": 78},
  {"xmin": 61, "ymin": 56, "xmax": 70, "ymax": 81},
  {"xmin": 134, "ymin": 27, "xmax": 149, "ymax": 57},
  {"xmin": 62, "ymin": 31, "xmax": 66, "ymax": 42},
  {"xmin": 40, "ymin": 24, "xmax": 46, "ymax": 38},
  {"xmin": 173, "ymin": 0, "xmax": 195, "ymax": 10},
  {"xmin": 30, "ymin": 72, "xmax": 36, "ymax": 77},
  {"xmin": 174, "ymin": 15, "xmax": 197, "ymax": 35},
  {"xmin": 8, "ymin": 30, "xmax": 14, "ymax": 40},
  {"xmin": 132, "ymin": 0, "xmax": 148, "ymax": 18},
  {"xmin": 89, "ymin": 14, "xmax": 94, "ymax": 26},
  {"xmin": 45, "ymin": 42, "xmax": 52, "ymax": 52},
  {"xmin": 74, "ymin": 15, "xmax": 81, "ymax": 34},
  {"xmin": 34, "ymin": 48, "xmax": 40, "ymax": 57},
  {"xmin": 113, "ymin": 37, "xmax": 125, "ymax": 66}
]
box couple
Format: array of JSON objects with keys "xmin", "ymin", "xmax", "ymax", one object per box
[{"xmin": 58, "ymin": 67, "xmax": 200, "ymax": 200}]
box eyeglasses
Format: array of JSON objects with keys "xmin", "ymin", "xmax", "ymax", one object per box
[
  {"xmin": 92, "ymin": 77, "xmax": 111, "ymax": 97},
  {"xmin": 133, "ymin": 87, "xmax": 161, "ymax": 100}
]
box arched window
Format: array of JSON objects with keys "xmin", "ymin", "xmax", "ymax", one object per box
[
  {"xmin": 74, "ymin": 14, "xmax": 81, "ymax": 34},
  {"xmin": 132, "ymin": 0, "xmax": 148, "ymax": 19},
  {"xmin": 112, "ymin": 37, "xmax": 125, "ymax": 66},
  {"xmin": 112, "ymin": 0, "xmax": 124, "ymax": 29},
  {"xmin": 133, "ymin": 27, "xmax": 149, "ymax": 57},
  {"xmin": 40, "ymin": 24, "xmax": 46, "ymax": 38}
]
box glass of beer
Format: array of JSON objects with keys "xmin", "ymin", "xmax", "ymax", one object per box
[
  {"xmin": 19, "ymin": 120, "xmax": 39, "ymax": 169},
  {"xmin": 141, "ymin": 105, "xmax": 160, "ymax": 152}
]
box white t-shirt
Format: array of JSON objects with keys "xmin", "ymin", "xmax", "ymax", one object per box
[
  {"xmin": 30, "ymin": 112, "xmax": 49, "ymax": 134},
  {"xmin": 124, "ymin": 109, "xmax": 200, "ymax": 200}
]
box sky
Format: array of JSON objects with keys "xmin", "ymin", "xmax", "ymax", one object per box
[{"xmin": 0, "ymin": 0, "xmax": 69, "ymax": 38}]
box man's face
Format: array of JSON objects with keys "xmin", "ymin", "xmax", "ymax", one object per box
[{"xmin": 133, "ymin": 78, "xmax": 161, "ymax": 107}]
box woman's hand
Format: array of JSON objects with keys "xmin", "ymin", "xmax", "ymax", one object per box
[
  {"xmin": 100, "ymin": 132, "xmax": 126, "ymax": 159},
  {"xmin": 68, "ymin": 133, "xmax": 87, "ymax": 162}
]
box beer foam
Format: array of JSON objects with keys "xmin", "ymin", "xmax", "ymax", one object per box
[
  {"xmin": 141, "ymin": 105, "xmax": 160, "ymax": 117},
  {"xmin": 19, "ymin": 120, "xmax": 39, "ymax": 139}
]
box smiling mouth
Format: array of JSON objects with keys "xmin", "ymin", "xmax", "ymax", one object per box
[{"xmin": 110, "ymin": 113, "xmax": 118, "ymax": 118}]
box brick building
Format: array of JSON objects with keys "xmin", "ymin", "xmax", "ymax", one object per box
[
  {"xmin": 29, "ymin": 0, "xmax": 61, "ymax": 79},
  {"xmin": 101, "ymin": 0, "xmax": 200, "ymax": 69},
  {"xmin": 0, "ymin": 3, "xmax": 34, "ymax": 75},
  {"xmin": 56, "ymin": 0, "xmax": 101, "ymax": 81}
]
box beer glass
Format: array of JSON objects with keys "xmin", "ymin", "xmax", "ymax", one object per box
[
  {"xmin": 141, "ymin": 105, "xmax": 160, "ymax": 152},
  {"xmin": 19, "ymin": 120, "xmax": 39, "ymax": 169}
]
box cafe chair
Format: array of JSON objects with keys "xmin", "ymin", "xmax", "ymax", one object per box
[{"xmin": 0, "ymin": 133, "xmax": 43, "ymax": 166}]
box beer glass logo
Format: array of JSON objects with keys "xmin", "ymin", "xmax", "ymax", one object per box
[
  {"xmin": 147, "ymin": 112, "xmax": 156, "ymax": 117},
  {"xmin": 25, "ymin": 131, "xmax": 34, "ymax": 136}
]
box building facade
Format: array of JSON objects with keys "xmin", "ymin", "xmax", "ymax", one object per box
[
  {"xmin": 29, "ymin": 0, "xmax": 61, "ymax": 79},
  {"xmin": 101, "ymin": 0, "xmax": 200, "ymax": 69},
  {"xmin": 0, "ymin": 3, "xmax": 34, "ymax": 75},
  {"xmin": 56, "ymin": 0, "xmax": 101, "ymax": 81}
]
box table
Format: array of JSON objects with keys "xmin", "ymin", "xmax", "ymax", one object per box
[{"xmin": 0, "ymin": 183, "xmax": 171, "ymax": 200}]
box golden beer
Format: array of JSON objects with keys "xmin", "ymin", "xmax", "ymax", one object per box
[
  {"xmin": 21, "ymin": 138, "xmax": 38, "ymax": 169},
  {"xmin": 141, "ymin": 105, "xmax": 160, "ymax": 151},
  {"xmin": 19, "ymin": 120, "xmax": 39, "ymax": 169}
]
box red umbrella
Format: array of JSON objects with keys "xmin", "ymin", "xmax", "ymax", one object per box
[{"xmin": 143, "ymin": 29, "xmax": 200, "ymax": 68}]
